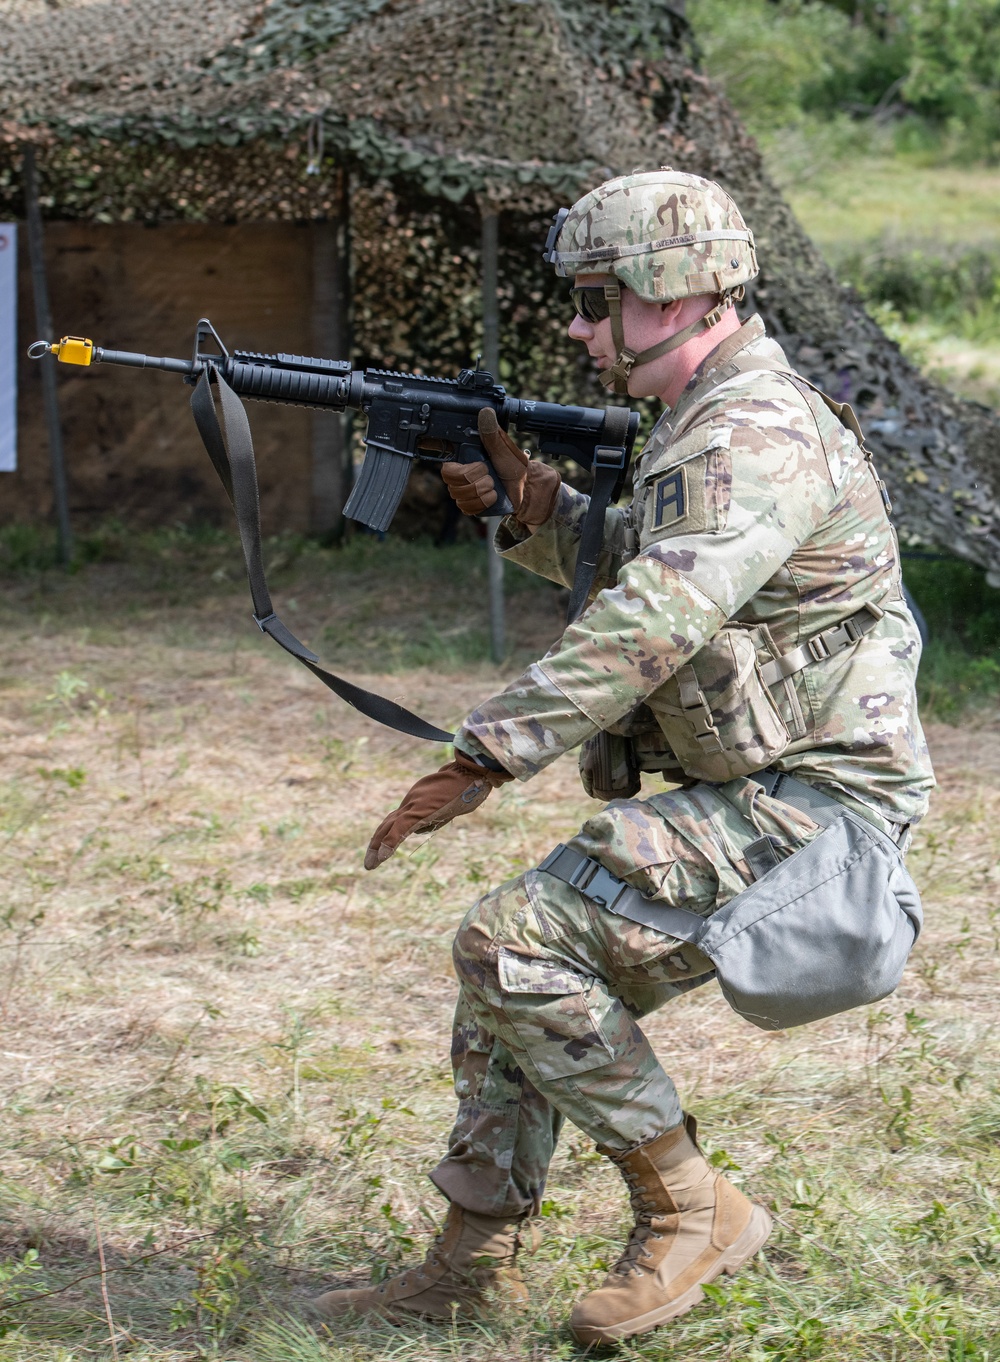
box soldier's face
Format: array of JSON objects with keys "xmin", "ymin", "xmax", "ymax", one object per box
[
  {"xmin": 567, "ymin": 273, "xmax": 611, "ymax": 363},
  {"xmin": 568, "ymin": 273, "xmax": 685, "ymax": 399}
]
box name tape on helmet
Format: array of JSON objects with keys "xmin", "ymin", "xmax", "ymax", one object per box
[{"xmin": 552, "ymin": 229, "xmax": 754, "ymax": 266}]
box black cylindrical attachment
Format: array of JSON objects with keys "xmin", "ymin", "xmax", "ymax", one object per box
[
  {"xmin": 510, "ymin": 398, "xmax": 606, "ymax": 441},
  {"xmin": 223, "ymin": 356, "xmax": 355, "ymax": 411}
]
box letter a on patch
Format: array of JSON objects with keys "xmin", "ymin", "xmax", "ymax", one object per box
[{"xmin": 653, "ymin": 468, "xmax": 687, "ymax": 529}]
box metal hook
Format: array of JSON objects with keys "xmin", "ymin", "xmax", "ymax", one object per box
[{"xmin": 27, "ymin": 339, "xmax": 52, "ymax": 359}]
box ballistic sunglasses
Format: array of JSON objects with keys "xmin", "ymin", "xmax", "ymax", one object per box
[{"xmin": 569, "ymin": 285, "xmax": 613, "ymax": 324}]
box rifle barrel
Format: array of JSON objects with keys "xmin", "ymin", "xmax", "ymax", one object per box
[{"xmin": 96, "ymin": 347, "xmax": 195, "ymax": 375}]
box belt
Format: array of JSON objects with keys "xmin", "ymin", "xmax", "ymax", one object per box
[
  {"xmin": 537, "ymin": 840, "xmax": 719, "ymax": 989},
  {"xmin": 751, "ymin": 768, "xmax": 909, "ymax": 846},
  {"xmin": 538, "ymin": 840, "xmax": 718, "ymax": 952},
  {"xmin": 537, "ymin": 769, "xmax": 907, "ymax": 942}
]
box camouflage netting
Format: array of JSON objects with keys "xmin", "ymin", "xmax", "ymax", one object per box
[{"xmin": 1, "ymin": 0, "xmax": 998, "ymax": 580}]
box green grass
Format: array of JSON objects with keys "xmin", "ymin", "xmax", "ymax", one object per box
[
  {"xmin": 2, "ymin": 523, "xmax": 997, "ymax": 720},
  {"xmin": 781, "ymin": 152, "xmax": 1000, "ymax": 412},
  {"xmin": 0, "ymin": 521, "xmax": 564, "ymax": 675},
  {"xmin": 903, "ymin": 556, "xmax": 1000, "ymax": 721},
  {"xmin": 785, "ymin": 159, "xmax": 1000, "ymax": 258}
]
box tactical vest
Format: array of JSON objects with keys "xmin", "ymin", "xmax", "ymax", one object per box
[{"xmin": 579, "ymin": 347, "xmax": 901, "ymax": 801}]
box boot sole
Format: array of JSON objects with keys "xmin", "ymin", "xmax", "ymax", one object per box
[{"xmin": 571, "ymin": 1203, "xmax": 773, "ymax": 1346}]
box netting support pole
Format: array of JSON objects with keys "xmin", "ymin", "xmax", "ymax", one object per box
[
  {"xmin": 23, "ymin": 145, "xmax": 73, "ymax": 566},
  {"xmin": 311, "ymin": 165, "xmax": 353, "ymax": 542},
  {"xmin": 481, "ymin": 208, "xmax": 505, "ymax": 664}
]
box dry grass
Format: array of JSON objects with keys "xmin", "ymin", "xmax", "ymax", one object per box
[{"xmin": 1, "ymin": 541, "xmax": 999, "ymax": 1361}]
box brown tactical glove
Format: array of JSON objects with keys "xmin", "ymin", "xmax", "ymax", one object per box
[
  {"xmin": 440, "ymin": 407, "xmax": 561, "ymax": 530},
  {"xmin": 364, "ymin": 750, "xmax": 513, "ymax": 870}
]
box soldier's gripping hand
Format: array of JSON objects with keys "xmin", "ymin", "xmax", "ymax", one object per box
[
  {"xmin": 364, "ymin": 750, "xmax": 513, "ymax": 870},
  {"xmin": 441, "ymin": 407, "xmax": 561, "ymax": 530}
]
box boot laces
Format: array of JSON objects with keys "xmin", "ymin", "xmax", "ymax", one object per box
[
  {"xmin": 612, "ymin": 1166, "xmax": 663, "ymax": 1275},
  {"xmin": 377, "ymin": 1216, "xmax": 520, "ymax": 1293},
  {"xmin": 423, "ymin": 1225, "xmax": 449, "ymax": 1273}
]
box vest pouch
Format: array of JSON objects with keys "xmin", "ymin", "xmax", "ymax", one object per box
[
  {"xmin": 579, "ymin": 732, "xmax": 641, "ymax": 802},
  {"xmin": 580, "ymin": 700, "xmax": 686, "ymax": 800},
  {"xmin": 648, "ymin": 626, "xmax": 790, "ymax": 781}
]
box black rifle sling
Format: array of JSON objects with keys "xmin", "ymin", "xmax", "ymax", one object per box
[
  {"xmin": 190, "ymin": 368, "xmax": 456, "ymax": 744},
  {"xmin": 565, "ymin": 405, "xmax": 631, "ymax": 624}
]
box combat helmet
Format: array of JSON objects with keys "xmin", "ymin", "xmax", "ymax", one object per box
[{"xmin": 543, "ymin": 169, "xmax": 758, "ymax": 395}]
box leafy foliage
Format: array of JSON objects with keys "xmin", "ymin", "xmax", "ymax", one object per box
[
  {"xmin": 839, "ymin": 242, "xmax": 1000, "ymax": 327},
  {"xmin": 903, "ymin": 553, "xmax": 1000, "ymax": 719},
  {"xmin": 690, "ymin": 0, "xmax": 1000, "ymax": 159},
  {"xmin": 899, "ymin": 0, "xmax": 1000, "ymax": 157},
  {"xmin": 688, "ymin": 0, "xmax": 858, "ymax": 132}
]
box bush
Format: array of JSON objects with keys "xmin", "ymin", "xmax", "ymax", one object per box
[
  {"xmin": 903, "ymin": 554, "xmax": 1000, "ymax": 719},
  {"xmin": 688, "ymin": 0, "xmax": 856, "ymax": 133},
  {"xmin": 836, "ymin": 242, "xmax": 1000, "ymax": 325},
  {"xmin": 0, "ymin": 523, "xmax": 61, "ymax": 572},
  {"xmin": 898, "ymin": 0, "xmax": 1000, "ymax": 160},
  {"xmin": 688, "ymin": 0, "xmax": 1000, "ymax": 161}
]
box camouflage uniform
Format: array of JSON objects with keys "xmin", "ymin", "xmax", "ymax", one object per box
[{"xmin": 428, "ymin": 313, "xmax": 935, "ymax": 1219}]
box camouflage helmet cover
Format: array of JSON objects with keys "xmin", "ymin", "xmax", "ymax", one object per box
[{"xmin": 548, "ymin": 169, "xmax": 758, "ymax": 302}]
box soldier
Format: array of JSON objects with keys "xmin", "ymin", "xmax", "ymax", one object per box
[{"xmin": 311, "ymin": 170, "xmax": 934, "ymax": 1344}]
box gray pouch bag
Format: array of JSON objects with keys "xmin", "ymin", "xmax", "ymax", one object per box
[
  {"xmin": 541, "ymin": 811, "xmax": 922, "ymax": 1032},
  {"xmin": 692, "ymin": 812, "xmax": 922, "ymax": 1029}
]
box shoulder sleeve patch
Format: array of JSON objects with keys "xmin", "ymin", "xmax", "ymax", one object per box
[
  {"xmin": 638, "ymin": 445, "xmax": 731, "ymax": 546},
  {"xmin": 652, "ymin": 466, "xmax": 689, "ymax": 530},
  {"xmin": 642, "ymin": 456, "xmax": 706, "ymax": 543},
  {"xmin": 633, "ymin": 420, "xmax": 734, "ymax": 548}
]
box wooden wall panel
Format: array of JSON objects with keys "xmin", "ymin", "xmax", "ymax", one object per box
[{"xmin": 8, "ymin": 222, "xmax": 315, "ymax": 533}]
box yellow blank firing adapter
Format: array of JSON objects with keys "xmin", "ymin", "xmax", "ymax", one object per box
[{"xmin": 52, "ymin": 336, "xmax": 94, "ymax": 365}]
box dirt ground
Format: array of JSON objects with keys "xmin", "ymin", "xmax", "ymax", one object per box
[{"xmin": 1, "ymin": 553, "xmax": 999, "ymax": 1360}]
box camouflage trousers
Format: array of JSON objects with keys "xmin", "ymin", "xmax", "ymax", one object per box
[{"xmin": 430, "ymin": 776, "xmax": 822, "ymax": 1219}]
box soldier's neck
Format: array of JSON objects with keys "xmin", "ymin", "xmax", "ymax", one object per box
[{"xmin": 653, "ymin": 306, "xmax": 743, "ymax": 410}]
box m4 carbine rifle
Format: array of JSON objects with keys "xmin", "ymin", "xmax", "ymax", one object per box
[
  {"xmin": 30, "ymin": 320, "xmax": 639, "ymax": 742},
  {"xmin": 31, "ymin": 319, "xmax": 638, "ymax": 532}
]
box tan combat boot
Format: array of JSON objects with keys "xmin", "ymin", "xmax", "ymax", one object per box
[
  {"xmin": 310, "ymin": 1203, "xmax": 530, "ymax": 1324},
  {"xmin": 570, "ymin": 1116, "xmax": 772, "ymax": 1345}
]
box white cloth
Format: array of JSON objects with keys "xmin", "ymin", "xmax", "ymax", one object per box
[{"xmin": 0, "ymin": 224, "xmax": 16, "ymax": 472}]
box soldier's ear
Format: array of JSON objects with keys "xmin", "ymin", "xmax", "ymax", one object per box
[{"xmin": 659, "ymin": 298, "xmax": 684, "ymax": 324}]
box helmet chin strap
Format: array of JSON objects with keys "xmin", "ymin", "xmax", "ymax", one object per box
[{"xmin": 598, "ymin": 282, "xmax": 740, "ymax": 395}]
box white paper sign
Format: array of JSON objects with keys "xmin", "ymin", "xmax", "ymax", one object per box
[{"xmin": 0, "ymin": 224, "xmax": 15, "ymax": 471}]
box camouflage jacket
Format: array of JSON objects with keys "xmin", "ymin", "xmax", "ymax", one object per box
[{"xmin": 455, "ymin": 316, "xmax": 935, "ymax": 829}]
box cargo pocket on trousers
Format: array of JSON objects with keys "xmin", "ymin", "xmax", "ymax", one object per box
[{"xmin": 496, "ymin": 947, "xmax": 616, "ymax": 1082}]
